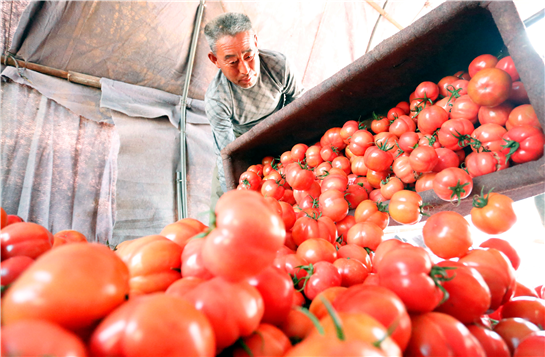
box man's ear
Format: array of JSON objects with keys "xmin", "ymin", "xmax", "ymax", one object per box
[{"xmin": 208, "ymin": 52, "xmax": 220, "ymax": 68}]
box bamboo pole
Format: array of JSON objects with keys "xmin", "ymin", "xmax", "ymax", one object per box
[
  {"xmin": 366, "ymin": 0, "xmax": 404, "ymax": 30},
  {"xmin": 2, "ymin": 55, "xmax": 102, "ymax": 88}
]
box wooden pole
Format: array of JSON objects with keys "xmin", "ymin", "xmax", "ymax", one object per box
[
  {"xmin": 2, "ymin": 55, "xmax": 102, "ymax": 89},
  {"xmin": 366, "ymin": 0, "xmax": 404, "ymax": 30}
]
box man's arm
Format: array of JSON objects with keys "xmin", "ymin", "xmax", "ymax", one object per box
[{"xmin": 205, "ymin": 98, "xmax": 235, "ymax": 193}]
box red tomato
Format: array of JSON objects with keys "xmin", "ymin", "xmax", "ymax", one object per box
[
  {"xmin": 333, "ymin": 257, "xmax": 369, "ymax": 287},
  {"xmin": 494, "ymin": 317, "xmax": 541, "ymax": 355},
  {"xmin": 506, "ymin": 104, "xmax": 541, "ymax": 130},
  {"xmin": 308, "ymin": 286, "xmax": 348, "ymax": 319},
  {"xmin": 388, "ymin": 190, "xmax": 423, "ymax": 225},
  {"xmin": 380, "ymin": 176, "xmax": 404, "ymax": 200},
  {"xmin": 509, "ymin": 81, "xmax": 531, "ymax": 104},
  {"xmin": 471, "ymin": 191, "xmax": 517, "ymax": 235},
  {"xmin": 247, "ymin": 266, "xmax": 294, "ymax": 326},
  {"xmin": 5, "ymin": 215, "xmax": 24, "ymax": 226},
  {"xmin": 388, "ymin": 107, "xmax": 406, "ymax": 120},
  {"xmin": 432, "ymin": 167, "xmax": 473, "ymax": 203},
  {"xmin": 0, "ymin": 222, "xmax": 53, "ymax": 261},
  {"xmin": 1, "ymin": 319, "xmax": 88, "ymax": 357},
  {"xmin": 279, "ymin": 201, "xmax": 296, "ymax": 230},
  {"xmin": 261, "ymin": 179, "xmax": 286, "ymax": 200},
  {"xmin": 239, "ymin": 170, "xmax": 263, "ymax": 191},
  {"xmin": 501, "ymin": 297, "xmax": 545, "ymax": 329},
  {"xmin": 160, "ymin": 218, "xmax": 208, "ymax": 249},
  {"xmin": 423, "ymin": 211, "xmax": 472, "ymax": 259},
  {"xmin": 467, "ymin": 324, "xmax": 510, "ymax": 357},
  {"xmin": 345, "ymin": 182, "xmax": 369, "ymax": 210},
  {"xmin": 438, "ymin": 75, "xmax": 459, "ymax": 97},
  {"xmin": 376, "ymin": 245, "xmax": 444, "ymax": 313},
  {"xmin": 285, "ymin": 163, "xmax": 315, "ymax": 191},
  {"xmin": 514, "ymin": 281, "xmax": 540, "ymax": 298},
  {"xmin": 346, "ymin": 222, "xmax": 384, "ymax": 251},
  {"xmin": 279, "ymin": 308, "xmax": 316, "ymax": 342},
  {"xmin": 409, "ymin": 146, "xmax": 438, "ymax": 173},
  {"xmin": 478, "ymin": 101, "xmax": 514, "ymax": 126},
  {"xmin": 468, "ymin": 68, "xmax": 512, "ymax": 107},
  {"xmin": 454, "ymin": 71, "xmax": 471, "ymax": 80},
  {"xmin": 348, "ymin": 129, "xmax": 374, "ymax": 156},
  {"xmin": 165, "ymin": 277, "xmax": 205, "ymax": 296},
  {"xmin": 305, "ymin": 145, "xmax": 324, "ymax": 168},
  {"xmin": 480, "ymin": 238, "xmax": 520, "ymax": 270},
  {"xmin": 183, "ymin": 277, "xmax": 264, "ymax": 351},
  {"xmin": 354, "ymin": 200, "xmax": 389, "ymax": 229},
  {"xmin": 471, "ymin": 123, "xmax": 508, "ymax": 152},
  {"xmin": 0, "ymin": 207, "xmax": 7, "ymax": 229},
  {"xmin": 367, "ymin": 170, "xmax": 390, "ymax": 189},
  {"xmin": 364, "ymin": 145, "xmax": 394, "ymax": 172},
  {"xmin": 291, "ymin": 143, "xmax": 309, "ymax": 162},
  {"xmin": 336, "ymin": 244, "xmax": 372, "ymax": 270},
  {"xmin": 0, "ymin": 256, "xmax": 34, "ymax": 294},
  {"xmin": 292, "ymin": 215, "xmax": 336, "ymax": 246},
  {"xmin": 496, "ymin": 56, "xmax": 520, "ymax": 81},
  {"xmin": 115, "ymin": 235, "xmax": 182, "ymax": 297},
  {"xmin": 392, "ymin": 156, "xmax": 417, "ymax": 184},
  {"xmin": 371, "ymin": 115, "xmax": 390, "ymax": 134},
  {"xmin": 181, "ymin": 238, "xmax": 214, "ymax": 280},
  {"xmin": 465, "ymin": 150, "xmax": 509, "ymax": 177},
  {"xmin": 415, "ymin": 81, "xmax": 440, "ymax": 102},
  {"xmin": 374, "ymin": 132, "xmax": 398, "ymax": 153},
  {"xmin": 52, "ymin": 230, "xmax": 87, "ymax": 248},
  {"xmin": 321, "ymin": 173, "xmax": 348, "ymax": 193},
  {"xmin": 415, "ymin": 172, "xmax": 436, "ymax": 192},
  {"xmin": 389, "ymin": 115, "xmax": 416, "ymax": 137},
  {"xmin": 469, "ymin": 54, "xmax": 499, "ymax": 77},
  {"xmin": 372, "ymin": 239, "xmax": 410, "ymax": 271},
  {"xmin": 450, "ymin": 94, "xmax": 481, "ymax": 124},
  {"xmin": 458, "ymin": 247, "xmax": 516, "ymax": 311},
  {"xmin": 293, "ymin": 181, "xmax": 321, "ymax": 205},
  {"xmin": 280, "ymin": 151, "xmax": 294, "ymax": 165},
  {"xmin": 501, "ymin": 125, "xmax": 545, "ymax": 164},
  {"xmin": 331, "ymin": 156, "xmax": 351, "ymax": 175},
  {"xmin": 407, "ymin": 313, "xmax": 486, "ymax": 356},
  {"xmin": 433, "ymin": 261, "xmax": 491, "ymax": 323},
  {"xmin": 417, "ymin": 105, "xmax": 449, "ymax": 134},
  {"xmin": 451, "ymin": 78, "xmax": 469, "ymax": 95},
  {"xmin": 340, "ymin": 120, "xmax": 360, "ymax": 144},
  {"xmin": 273, "ymin": 253, "xmax": 309, "ymax": 289},
  {"xmin": 433, "ymin": 147, "xmax": 460, "ymax": 172},
  {"xmin": 303, "ymin": 261, "xmax": 342, "ymax": 300},
  {"xmin": 397, "ymin": 101, "xmax": 410, "ymax": 114},
  {"xmin": 296, "ymin": 238, "xmax": 337, "ymax": 264},
  {"xmin": 2, "ymin": 243, "xmax": 130, "ymax": 333},
  {"xmin": 233, "ymin": 323, "xmax": 291, "ymax": 357},
  {"xmin": 350, "ymin": 156, "xmax": 368, "ymax": 176},
  {"xmin": 335, "ymin": 215, "xmax": 356, "ymax": 242},
  {"xmin": 90, "ymin": 293, "xmax": 215, "ymax": 357},
  {"xmin": 333, "ymin": 284, "xmax": 412, "ymax": 351},
  {"xmin": 513, "ymin": 331, "xmax": 545, "ymax": 357},
  {"xmin": 262, "ymin": 156, "xmax": 274, "ymax": 166},
  {"xmin": 319, "ymin": 189, "xmax": 349, "ymax": 223},
  {"xmin": 398, "ymin": 132, "xmax": 420, "ymax": 154},
  {"xmin": 247, "ymin": 164, "xmax": 264, "ymax": 177},
  {"xmin": 202, "ymin": 190, "xmax": 285, "ymax": 281}
]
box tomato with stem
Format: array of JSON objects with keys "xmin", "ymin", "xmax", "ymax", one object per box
[
  {"xmin": 423, "ymin": 211, "xmax": 472, "ymax": 259},
  {"xmin": 501, "ymin": 125, "xmax": 545, "ymax": 164},
  {"xmin": 471, "ymin": 188, "xmax": 517, "ymax": 235}
]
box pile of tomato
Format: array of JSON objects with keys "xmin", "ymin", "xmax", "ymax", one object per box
[{"xmin": 1, "ymin": 52, "xmax": 545, "ymax": 357}]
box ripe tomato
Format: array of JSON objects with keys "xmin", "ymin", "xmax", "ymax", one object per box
[
  {"xmin": 406, "ymin": 312, "xmax": 486, "ymax": 357},
  {"xmin": 293, "ymin": 181, "xmax": 321, "ymax": 205},
  {"xmin": 496, "ymin": 56, "xmax": 520, "ymax": 81},
  {"xmin": 471, "ymin": 123, "xmax": 508, "ymax": 152},
  {"xmin": 433, "ymin": 261, "xmax": 491, "ymax": 323},
  {"xmin": 0, "ymin": 207, "xmax": 7, "ymax": 229},
  {"xmin": 166, "ymin": 277, "xmax": 205, "ymax": 296},
  {"xmin": 437, "ymin": 118, "xmax": 475, "ymax": 151},
  {"xmin": 261, "ymin": 179, "xmax": 286, "ymax": 200},
  {"xmin": 1, "ymin": 222, "xmax": 54, "ymax": 261},
  {"xmin": 181, "ymin": 238, "xmax": 214, "ymax": 280},
  {"xmin": 0, "ymin": 256, "xmax": 34, "ymax": 295},
  {"xmin": 451, "ymin": 78, "xmax": 469, "ymax": 95},
  {"xmin": 501, "ymin": 125, "xmax": 545, "ymax": 164},
  {"xmin": 1, "ymin": 319, "xmax": 88, "ymax": 357},
  {"xmin": 415, "ymin": 81, "xmax": 440, "ymax": 102},
  {"xmin": 303, "ymin": 261, "xmax": 342, "ymax": 300},
  {"xmin": 388, "ymin": 107, "xmax": 406, "ymax": 120},
  {"xmin": 273, "ymin": 253, "xmax": 309, "ymax": 289},
  {"xmin": 450, "ymin": 94, "xmax": 481, "ymax": 124},
  {"xmin": 345, "ymin": 182, "xmax": 369, "ymax": 209},
  {"xmin": 506, "ymin": 104, "xmax": 541, "ymax": 130},
  {"xmin": 364, "ymin": 145, "xmax": 394, "ymax": 172},
  {"xmin": 415, "ymin": 172, "xmax": 436, "ymax": 192},
  {"xmin": 465, "ymin": 151, "xmax": 509, "ymax": 177},
  {"xmin": 202, "ymin": 190, "xmax": 285, "ymax": 281},
  {"xmin": 433, "ymin": 147, "xmax": 460, "ymax": 172},
  {"xmin": 354, "ymin": 200, "xmax": 389, "ymax": 229},
  {"xmin": 367, "ymin": 170, "xmax": 390, "ymax": 189},
  {"xmin": 433, "ymin": 167, "xmax": 473, "ymax": 203},
  {"xmin": 371, "ymin": 115, "xmax": 390, "ymax": 134},
  {"xmin": 469, "ymin": 54, "xmax": 499, "ymax": 77},
  {"xmin": 348, "ymin": 129, "xmax": 374, "ymax": 156},
  {"xmin": 291, "ymin": 143, "xmax": 309, "ymax": 162},
  {"xmin": 501, "ymin": 297, "xmax": 545, "ymax": 328},
  {"xmin": 52, "ymin": 230, "xmax": 87, "ymax": 248},
  {"xmin": 417, "ymin": 105, "xmax": 449, "ymax": 134},
  {"xmin": 392, "ymin": 156, "xmax": 417, "ymax": 184},
  {"xmin": 478, "ymin": 101, "xmax": 513, "ymax": 126},
  {"xmin": 247, "ymin": 164, "xmax": 264, "ymax": 177},
  {"xmin": 494, "ymin": 317, "xmax": 540, "ymax": 355},
  {"xmin": 333, "ymin": 257, "xmax": 369, "ymax": 287},
  {"xmin": 479, "ymin": 238, "xmax": 520, "ymax": 270},
  {"xmin": 160, "ymin": 218, "xmax": 208, "ymax": 249},
  {"xmin": 509, "ymin": 81, "xmax": 530, "ymax": 104},
  {"xmin": 309, "ymin": 286, "xmax": 348, "ymax": 319},
  {"xmin": 305, "ymin": 145, "xmax": 324, "ymax": 168},
  {"xmin": 247, "ymin": 266, "xmax": 294, "ymax": 326},
  {"xmin": 333, "ymin": 284, "xmax": 412, "ymax": 351},
  {"xmin": 296, "ymin": 238, "xmax": 337, "ymax": 264},
  {"xmin": 398, "ymin": 131, "xmax": 420, "ymax": 154},
  {"xmin": 2, "ymin": 243, "xmax": 130, "ymax": 333},
  {"xmin": 388, "ymin": 190, "xmax": 423, "ymax": 225},
  {"xmin": 389, "ymin": 115, "xmax": 417, "ymax": 137},
  {"xmin": 90, "ymin": 293, "xmax": 215, "ymax": 357},
  {"xmin": 239, "ymin": 170, "xmax": 263, "ymax": 191},
  {"xmin": 513, "ymin": 331, "xmax": 545, "ymax": 357},
  {"xmin": 321, "ymin": 127, "xmax": 346, "ymax": 150},
  {"xmin": 467, "ymin": 324, "xmax": 510, "ymax": 357},
  {"xmin": 319, "ymin": 189, "xmax": 349, "ymax": 222},
  {"xmin": 458, "ymin": 247, "xmax": 516, "ymax": 311},
  {"xmin": 376, "ymin": 245, "xmax": 444, "ymax": 313},
  {"xmin": 331, "ymin": 156, "xmax": 351, "ymax": 175},
  {"xmin": 380, "ymin": 176, "xmax": 404, "ymax": 200},
  {"xmin": 233, "ymin": 323, "xmax": 291, "ymax": 357},
  {"xmin": 285, "ymin": 163, "xmax": 315, "ymax": 191},
  {"xmin": 468, "ymin": 68, "xmax": 512, "ymax": 107},
  {"xmin": 340, "ymin": 120, "xmax": 360, "ymax": 144},
  {"xmin": 336, "ymin": 244, "xmax": 372, "ymax": 270},
  {"xmin": 292, "ymin": 214, "xmax": 336, "ymax": 246},
  {"xmin": 116, "ymin": 235, "xmax": 182, "ymax": 296},
  {"xmin": 346, "ymin": 221, "xmax": 384, "ymax": 251},
  {"xmin": 438, "ymin": 75, "xmax": 459, "ymax": 97},
  {"xmin": 423, "ymin": 211, "xmax": 472, "ymax": 259},
  {"xmin": 397, "ymin": 101, "xmax": 410, "ymax": 114},
  {"xmin": 471, "ymin": 190, "xmax": 517, "ymax": 235},
  {"xmin": 409, "ymin": 146, "xmax": 438, "ymax": 173},
  {"xmin": 321, "ymin": 173, "xmax": 348, "ymax": 193}
]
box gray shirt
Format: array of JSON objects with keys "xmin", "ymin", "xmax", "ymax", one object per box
[{"xmin": 205, "ymin": 49, "xmax": 305, "ymax": 191}]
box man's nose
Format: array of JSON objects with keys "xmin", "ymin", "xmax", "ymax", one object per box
[{"xmin": 238, "ymin": 60, "xmax": 250, "ymax": 74}]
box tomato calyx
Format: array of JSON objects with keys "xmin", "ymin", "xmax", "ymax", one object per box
[
  {"xmin": 419, "ymin": 202, "xmax": 431, "ymax": 217},
  {"xmin": 1, "ymin": 285, "xmax": 9, "ymax": 294},
  {"xmin": 335, "ymin": 235, "xmax": 344, "ymax": 247},
  {"xmin": 295, "ymin": 306, "xmax": 325, "ymax": 335},
  {"xmin": 376, "ymin": 201, "xmax": 389, "ymax": 213},
  {"xmin": 319, "ymin": 295, "xmax": 346, "ymax": 341},
  {"xmin": 236, "ymin": 337, "xmax": 255, "ymax": 357},
  {"xmin": 371, "ymin": 111, "xmax": 386, "ymax": 121},
  {"xmin": 377, "ymin": 141, "xmax": 394, "ymax": 152},
  {"xmin": 452, "ymin": 130, "xmax": 473, "ymax": 148},
  {"xmin": 292, "ymin": 264, "xmax": 315, "ymax": 291},
  {"xmin": 446, "ymin": 84, "xmax": 463, "ymax": 101},
  {"xmin": 380, "ymin": 176, "xmax": 391, "ymax": 186},
  {"xmin": 501, "ymin": 139, "xmax": 520, "ymax": 164},
  {"xmin": 430, "ymin": 265, "xmax": 456, "ymax": 305},
  {"xmin": 447, "ymin": 179, "xmax": 471, "ymax": 206},
  {"xmin": 472, "ymin": 186, "xmax": 495, "ymax": 209}
]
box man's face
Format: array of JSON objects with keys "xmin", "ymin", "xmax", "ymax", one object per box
[{"xmin": 208, "ymin": 31, "xmax": 260, "ymax": 89}]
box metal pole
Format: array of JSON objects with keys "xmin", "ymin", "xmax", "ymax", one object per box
[{"xmin": 177, "ymin": 0, "xmax": 205, "ymax": 220}]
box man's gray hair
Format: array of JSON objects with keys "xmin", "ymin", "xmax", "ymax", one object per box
[{"xmin": 204, "ymin": 12, "xmax": 254, "ymax": 54}]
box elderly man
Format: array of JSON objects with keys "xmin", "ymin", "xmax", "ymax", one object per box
[{"xmin": 204, "ymin": 12, "xmax": 305, "ymax": 208}]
